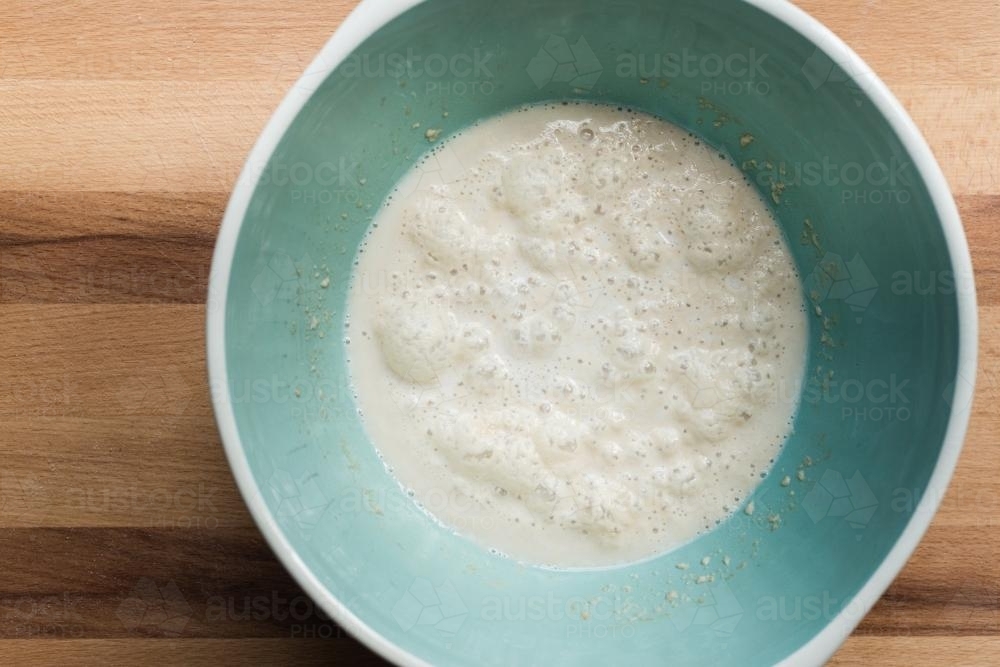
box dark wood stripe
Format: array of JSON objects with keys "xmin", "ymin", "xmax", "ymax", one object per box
[
  {"xmin": 0, "ymin": 192, "xmax": 222, "ymax": 304},
  {"xmin": 0, "ymin": 640, "xmax": 386, "ymax": 666},
  {"xmin": 0, "ymin": 192, "xmax": 225, "ymax": 239},
  {"xmin": 0, "ymin": 235, "xmax": 213, "ymax": 304},
  {"xmin": 963, "ymin": 194, "xmax": 1000, "ymax": 306},
  {"xmin": 0, "ymin": 528, "xmax": 351, "ymax": 640},
  {"xmin": 0, "ymin": 527, "xmax": 994, "ymax": 640}
]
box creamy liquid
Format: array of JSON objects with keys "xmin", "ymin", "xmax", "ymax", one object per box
[{"xmin": 346, "ymin": 103, "xmax": 807, "ymax": 568}]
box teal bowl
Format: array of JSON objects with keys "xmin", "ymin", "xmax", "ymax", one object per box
[{"xmin": 207, "ymin": 0, "xmax": 977, "ymax": 664}]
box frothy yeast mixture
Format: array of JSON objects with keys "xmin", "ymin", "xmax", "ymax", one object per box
[{"xmin": 346, "ymin": 103, "xmax": 807, "ymax": 568}]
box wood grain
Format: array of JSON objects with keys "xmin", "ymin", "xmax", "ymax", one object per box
[
  {"xmin": 0, "ymin": 640, "xmax": 384, "ymax": 666},
  {"xmin": 1, "ymin": 0, "xmax": 997, "ymax": 664},
  {"xmin": 0, "ymin": 193, "xmax": 219, "ymax": 303},
  {"xmin": 0, "ymin": 527, "xmax": 382, "ymax": 640},
  {"xmin": 828, "ymin": 638, "xmax": 1000, "ymax": 666}
]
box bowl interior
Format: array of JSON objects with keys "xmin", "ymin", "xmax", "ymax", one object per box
[{"xmin": 219, "ymin": 0, "xmax": 962, "ymax": 664}]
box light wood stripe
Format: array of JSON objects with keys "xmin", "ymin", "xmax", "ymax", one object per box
[{"xmin": 830, "ymin": 636, "xmax": 1000, "ymax": 666}]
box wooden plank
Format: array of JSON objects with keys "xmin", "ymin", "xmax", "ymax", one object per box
[
  {"xmin": 0, "ymin": 417, "xmax": 251, "ymax": 528},
  {"xmin": 2, "ymin": 1, "xmax": 997, "ymax": 88},
  {"xmin": 857, "ymin": 527, "xmax": 1000, "ymax": 636},
  {"xmin": 0, "ymin": 85, "xmax": 993, "ymax": 195},
  {"xmin": 894, "ymin": 87, "xmax": 1000, "ymax": 197},
  {"xmin": 796, "ymin": 0, "xmax": 1000, "ymax": 87},
  {"xmin": 0, "ymin": 305, "xmax": 209, "ymax": 418},
  {"xmin": 0, "ymin": 81, "xmax": 281, "ymax": 192},
  {"xmin": 1, "ymin": 194, "xmax": 994, "ymax": 304},
  {"xmin": 0, "ymin": 526, "xmax": 993, "ymax": 640},
  {"xmin": 964, "ymin": 195, "xmax": 1000, "ymax": 306},
  {"xmin": 0, "ymin": 528, "xmax": 345, "ymax": 640},
  {"xmin": 0, "ymin": 638, "xmax": 998, "ymax": 667},
  {"xmin": 0, "ymin": 192, "xmax": 220, "ymax": 304},
  {"xmin": 0, "ymin": 1, "xmax": 347, "ymax": 81},
  {"xmin": 0, "ymin": 304, "xmax": 996, "ymax": 529},
  {"xmin": 830, "ymin": 637, "xmax": 1000, "ymax": 666},
  {"xmin": 1, "ymin": 60, "xmax": 996, "ymax": 197},
  {"xmin": 0, "ymin": 236, "xmax": 214, "ymax": 304},
  {"xmin": 0, "ymin": 192, "xmax": 223, "ymax": 240},
  {"xmin": 0, "ymin": 639, "xmax": 383, "ymax": 665},
  {"xmin": 5, "ymin": 408, "xmax": 996, "ymax": 530}
]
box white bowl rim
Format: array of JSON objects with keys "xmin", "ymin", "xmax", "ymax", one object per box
[{"xmin": 205, "ymin": 1, "xmax": 979, "ymax": 664}]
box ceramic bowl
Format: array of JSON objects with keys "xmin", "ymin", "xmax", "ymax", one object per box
[{"xmin": 207, "ymin": 1, "xmax": 977, "ymax": 664}]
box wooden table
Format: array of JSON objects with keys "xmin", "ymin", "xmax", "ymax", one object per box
[{"xmin": 1, "ymin": 1, "xmax": 996, "ymax": 664}]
